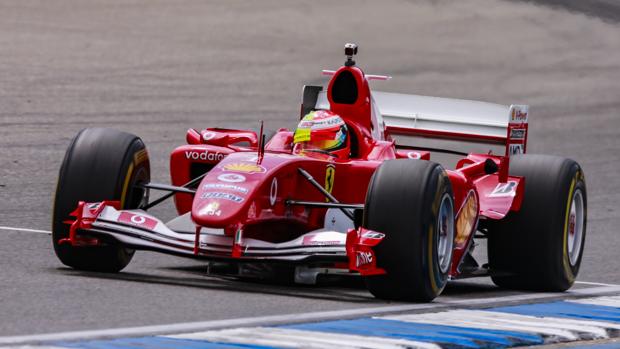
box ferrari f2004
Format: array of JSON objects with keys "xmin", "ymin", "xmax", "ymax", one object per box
[{"xmin": 52, "ymin": 44, "xmax": 587, "ymax": 301}]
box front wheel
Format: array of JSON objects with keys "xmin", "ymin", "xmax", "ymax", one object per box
[
  {"xmin": 52, "ymin": 128, "xmax": 150, "ymax": 272},
  {"xmin": 363, "ymin": 160, "xmax": 455, "ymax": 302}
]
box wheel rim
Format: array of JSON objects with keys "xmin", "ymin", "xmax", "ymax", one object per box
[
  {"xmin": 437, "ymin": 194, "xmax": 455, "ymax": 274},
  {"xmin": 567, "ymin": 189, "xmax": 585, "ymax": 266}
]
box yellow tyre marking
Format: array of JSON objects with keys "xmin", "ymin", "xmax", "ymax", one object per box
[
  {"xmin": 562, "ymin": 176, "xmax": 577, "ymax": 282},
  {"xmin": 428, "ymin": 225, "xmax": 438, "ymax": 293},
  {"xmin": 120, "ymin": 162, "xmax": 134, "ymax": 208}
]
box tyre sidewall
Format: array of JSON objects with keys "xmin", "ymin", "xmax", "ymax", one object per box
[
  {"xmin": 52, "ymin": 128, "xmax": 150, "ymax": 272},
  {"xmin": 364, "ymin": 160, "xmax": 454, "ymax": 301}
]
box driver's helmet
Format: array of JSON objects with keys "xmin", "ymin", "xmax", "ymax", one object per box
[{"xmin": 293, "ymin": 110, "xmax": 350, "ymax": 159}]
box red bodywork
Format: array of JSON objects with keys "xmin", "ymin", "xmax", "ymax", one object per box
[{"xmin": 64, "ymin": 60, "xmax": 527, "ymax": 280}]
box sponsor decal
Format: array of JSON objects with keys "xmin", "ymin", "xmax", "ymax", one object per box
[
  {"xmin": 201, "ymin": 201, "xmax": 221, "ymax": 216},
  {"xmin": 234, "ymin": 228, "xmax": 243, "ymax": 244},
  {"xmin": 304, "ymin": 239, "xmax": 341, "ymax": 246},
  {"xmin": 294, "ymin": 111, "xmax": 345, "ymax": 143},
  {"xmin": 222, "ymin": 162, "xmax": 266, "ymax": 174},
  {"xmin": 185, "ymin": 150, "xmax": 226, "ymax": 162},
  {"xmin": 133, "ymin": 149, "xmax": 149, "ymax": 165},
  {"xmin": 201, "ymin": 192, "xmax": 244, "ymax": 203},
  {"xmin": 509, "ymin": 144, "xmax": 524, "ymax": 155},
  {"xmin": 311, "ymin": 116, "xmax": 342, "ymax": 129},
  {"xmin": 362, "ymin": 231, "xmax": 385, "ymax": 239},
  {"xmin": 302, "ymin": 234, "xmax": 342, "ymax": 246},
  {"xmin": 269, "ymin": 177, "xmax": 278, "ymax": 206},
  {"xmin": 325, "ymin": 164, "xmax": 335, "ymax": 200},
  {"xmin": 203, "ymin": 183, "xmax": 248, "ymax": 194},
  {"xmin": 203, "ymin": 131, "xmax": 217, "ymax": 141},
  {"xmin": 455, "ymin": 190, "xmax": 478, "ymax": 246},
  {"xmin": 356, "ymin": 251, "xmax": 373, "ymax": 268},
  {"xmin": 217, "ymin": 173, "xmax": 246, "ymax": 183},
  {"xmin": 298, "ymin": 120, "xmax": 314, "ymax": 128},
  {"xmin": 297, "ymin": 111, "xmax": 344, "ymax": 130},
  {"xmin": 509, "ymin": 128, "xmax": 527, "ymax": 140},
  {"xmin": 247, "ymin": 202, "xmax": 257, "ymax": 219},
  {"xmin": 490, "ymin": 181, "xmax": 518, "ymax": 197},
  {"xmin": 87, "ymin": 203, "xmax": 101, "ymax": 214},
  {"xmin": 118, "ymin": 212, "xmax": 158, "ymax": 230},
  {"xmin": 407, "ymin": 151, "xmax": 421, "ymax": 159},
  {"xmin": 510, "ymin": 106, "xmax": 528, "ymax": 123}
]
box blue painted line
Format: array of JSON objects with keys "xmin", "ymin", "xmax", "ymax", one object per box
[
  {"xmin": 281, "ymin": 317, "xmax": 544, "ymax": 348},
  {"xmin": 53, "ymin": 336, "xmax": 275, "ymax": 349},
  {"xmin": 492, "ymin": 301, "xmax": 620, "ymax": 323},
  {"xmin": 42, "ymin": 299, "xmax": 620, "ymax": 349}
]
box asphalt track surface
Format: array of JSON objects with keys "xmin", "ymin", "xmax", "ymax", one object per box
[{"xmin": 0, "ymin": 0, "xmax": 619, "ymax": 342}]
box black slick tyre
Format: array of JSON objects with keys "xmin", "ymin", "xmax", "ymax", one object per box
[
  {"xmin": 487, "ymin": 154, "xmax": 587, "ymax": 291},
  {"xmin": 52, "ymin": 128, "xmax": 150, "ymax": 272},
  {"xmin": 363, "ymin": 160, "xmax": 455, "ymax": 302}
]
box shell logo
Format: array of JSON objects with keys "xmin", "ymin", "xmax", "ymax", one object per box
[
  {"xmin": 455, "ymin": 190, "xmax": 478, "ymax": 247},
  {"xmin": 222, "ymin": 162, "xmax": 266, "ymax": 174}
]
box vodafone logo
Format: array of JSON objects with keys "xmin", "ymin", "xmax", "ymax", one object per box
[
  {"xmin": 203, "ymin": 131, "xmax": 217, "ymax": 141},
  {"xmin": 269, "ymin": 177, "xmax": 278, "ymax": 206},
  {"xmin": 118, "ymin": 212, "xmax": 158, "ymax": 230},
  {"xmin": 185, "ymin": 151, "xmax": 226, "ymax": 162},
  {"xmin": 407, "ymin": 151, "xmax": 421, "ymax": 159},
  {"xmin": 130, "ymin": 215, "xmax": 146, "ymax": 224}
]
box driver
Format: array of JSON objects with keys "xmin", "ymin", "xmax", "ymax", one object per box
[{"xmin": 293, "ymin": 110, "xmax": 350, "ymax": 159}]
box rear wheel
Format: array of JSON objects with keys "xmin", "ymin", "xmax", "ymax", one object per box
[
  {"xmin": 363, "ymin": 160, "xmax": 455, "ymax": 302},
  {"xmin": 487, "ymin": 154, "xmax": 587, "ymax": 291},
  {"xmin": 52, "ymin": 128, "xmax": 150, "ymax": 272}
]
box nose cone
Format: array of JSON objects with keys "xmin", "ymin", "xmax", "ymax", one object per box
[
  {"xmin": 191, "ymin": 152, "xmax": 312, "ymax": 228},
  {"xmin": 191, "ymin": 153, "xmax": 270, "ymax": 228},
  {"xmin": 192, "ymin": 175, "xmax": 256, "ymax": 228}
]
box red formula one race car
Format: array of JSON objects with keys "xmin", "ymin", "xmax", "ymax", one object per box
[{"xmin": 52, "ymin": 44, "xmax": 587, "ymax": 301}]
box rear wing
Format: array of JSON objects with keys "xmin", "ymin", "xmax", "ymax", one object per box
[
  {"xmin": 308, "ymin": 86, "xmax": 528, "ymax": 157},
  {"xmin": 373, "ymin": 92, "xmax": 529, "ymax": 157}
]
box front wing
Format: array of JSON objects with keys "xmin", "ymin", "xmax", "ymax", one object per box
[{"xmin": 60, "ymin": 201, "xmax": 383, "ymax": 274}]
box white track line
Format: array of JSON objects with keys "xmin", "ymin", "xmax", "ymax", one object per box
[
  {"xmin": 2, "ymin": 227, "xmax": 618, "ymax": 288},
  {"xmin": 172, "ymin": 327, "xmax": 442, "ymax": 349},
  {"xmin": 0, "ymin": 226, "xmax": 51, "ymax": 235},
  {"xmin": 1, "ymin": 285, "xmax": 620, "ymax": 346},
  {"xmin": 569, "ymin": 295, "xmax": 620, "ymax": 308},
  {"xmin": 381, "ymin": 309, "xmax": 620, "ymax": 340},
  {"xmin": 575, "ymin": 281, "xmax": 620, "ymax": 287}
]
